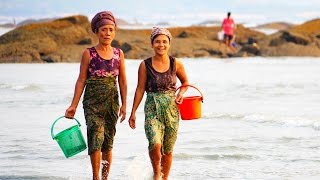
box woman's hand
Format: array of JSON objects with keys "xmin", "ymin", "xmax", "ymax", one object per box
[
  {"xmin": 175, "ymin": 93, "xmax": 184, "ymax": 104},
  {"xmin": 65, "ymin": 106, "xmax": 76, "ymax": 119},
  {"xmin": 128, "ymin": 113, "xmax": 136, "ymax": 129},
  {"xmin": 119, "ymin": 105, "xmax": 126, "ymax": 122}
]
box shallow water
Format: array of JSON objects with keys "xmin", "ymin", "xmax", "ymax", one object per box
[{"xmin": 0, "ymin": 57, "xmax": 320, "ymax": 179}]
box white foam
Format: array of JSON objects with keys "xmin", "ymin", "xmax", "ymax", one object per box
[
  {"xmin": 204, "ymin": 111, "xmax": 320, "ymax": 131},
  {"xmin": 0, "ymin": 83, "xmax": 41, "ymax": 91},
  {"xmin": 125, "ymin": 153, "xmax": 153, "ymax": 180},
  {"xmin": 244, "ymin": 113, "xmax": 320, "ymax": 131}
]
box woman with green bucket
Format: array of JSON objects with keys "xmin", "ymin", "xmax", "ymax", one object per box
[
  {"xmin": 127, "ymin": 27, "xmax": 189, "ymax": 180},
  {"xmin": 65, "ymin": 11, "xmax": 127, "ymax": 180}
]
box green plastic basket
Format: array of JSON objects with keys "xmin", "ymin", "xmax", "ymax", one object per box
[{"xmin": 51, "ymin": 116, "xmax": 87, "ymax": 158}]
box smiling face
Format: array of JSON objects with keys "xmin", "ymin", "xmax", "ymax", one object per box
[
  {"xmin": 96, "ymin": 24, "xmax": 116, "ymax": 45},
  {"xmin": 152, "ymin": 34, "xmax": 171, "ymax": 56}
]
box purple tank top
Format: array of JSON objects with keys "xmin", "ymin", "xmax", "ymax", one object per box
[
  {"xmin": 145, "ymin": 56, "xmax": 177, "ymax": 92},
  {"xmin": 87, "ymin": 47, "xmax": 121, "ymax": 78}
]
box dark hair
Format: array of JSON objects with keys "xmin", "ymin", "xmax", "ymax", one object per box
[{"xmin": 227, "ymin": 12, "xmax": 231, "ymax": 17}]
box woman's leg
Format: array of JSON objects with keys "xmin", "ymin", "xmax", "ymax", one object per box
[
  {"xmin": 149, "ymin": 144, "xmax": 162, "ymax": 180},
  {"xmin": 90, "ymin": 150, "xmax": 101, "ymax": 180},
  {"xmin": 101, "ymin": 150, "xmax": 112, "ymax": 180},
  {"xmin": 161, "ymin": 152, "xmax": 173, "ymax": 180}
]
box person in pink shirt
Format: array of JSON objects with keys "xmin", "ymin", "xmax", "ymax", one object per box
[{"xmin": 221, "ymin": 12, "xmax": 236, "ymax": 48}]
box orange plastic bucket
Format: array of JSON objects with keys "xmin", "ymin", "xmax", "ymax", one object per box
[{"xmin": 176, "ymin": 85, "xmax": 204, "ymax": 120}]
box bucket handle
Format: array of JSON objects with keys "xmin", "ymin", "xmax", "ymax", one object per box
[
  {"xmin": 176, "ymin": 84, "xmax": 204, "ymax": 102},
  {"xmin": 51, "ymin": 116, "xmax": 81, "ymax": 140}
]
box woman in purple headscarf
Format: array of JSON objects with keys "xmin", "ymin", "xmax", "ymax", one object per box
[
  {"xmin": 127, "ymin": 27, "xmax": 189, "ymax": 180},
  {"xmin": 65, "ymin": 11, "xmax": 127, "ymax": 180}
]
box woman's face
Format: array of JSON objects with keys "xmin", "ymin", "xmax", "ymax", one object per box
[
  {"xmin": 97, "ymin": 24, "xmax": 116, "ymax": 45},
  {"xmin": 152, "ymin": 34, "xmax": 170, "ymax": 56}
]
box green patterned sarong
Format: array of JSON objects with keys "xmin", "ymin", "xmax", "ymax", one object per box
[
  {"xmin": 83, "ymin": 77, "xmax": 119, "ymax": 155},
  {"xmin": 144, "ymin": 91, "xmax": 180, "ymax": 154}
]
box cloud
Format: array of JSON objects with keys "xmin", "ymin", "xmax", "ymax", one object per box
[
  {"xmin": 233, "ymin": 0, "xmax": 270, "ymax": 5},
  {"xmin": 297, "ymin": 11, "xmax": 320, "ymax": 20}
]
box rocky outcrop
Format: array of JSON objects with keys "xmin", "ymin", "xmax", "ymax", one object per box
[
  {"xmin": 0, "ymin": 15, "xmax": 267, "ymax": 62},
  {"xmin": 258, "ymin": 19, "xmax": 320, "ymax": 57},
  {"xmin": 114, "ymin": 25, "xmax": 266, "ymax": 59},
  {"xmin": 0, "ymin": 15, "xmax": 320, "ymax": 63},
  {"xmin": 0, "ymin": 15, "xmax": 94, "ymax": 63}
]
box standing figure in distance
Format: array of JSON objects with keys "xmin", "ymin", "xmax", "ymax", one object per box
[
  {"xmin": 65, "ymin": 11, "xmax": 127, "ymax": 180},
  {"xmin": 128, "ymin": 27, "xmax": 189, "ymax": 180},
  {"xmin": 221, "ymin": 12, "xmax": 236, "ymax": 50}
]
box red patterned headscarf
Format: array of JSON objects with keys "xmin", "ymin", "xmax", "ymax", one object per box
[{"xmin": 91, "ymin": 11, "xmax": 116, "ymax": 33}]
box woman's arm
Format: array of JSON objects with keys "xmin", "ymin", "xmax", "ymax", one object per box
[
  {"xmin": 128, "ymin": 61, "xmax": 147, "ymax": 129},
  {"xmin": 118, "ymin": 50, "xmax": 128, "ymax": 122},
  {"xmin": 175, "ymin": 58, "xmax": 189, "ymax": 104},
  {"xmin": 65, "ymin": 49, "xmax": 90, "ymax": 118}
]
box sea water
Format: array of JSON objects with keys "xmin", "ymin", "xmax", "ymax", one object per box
[
  {"xmin": 0, "ymin": 28, "xmax": 13, "ymax": 36},
  {"xmin": 0, "ymin": 57, "xmax": 320, "ymax": 180}
]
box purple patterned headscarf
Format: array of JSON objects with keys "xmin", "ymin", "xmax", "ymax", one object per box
[
  {"xmin": 150, "ymin": 27, "xmax": 172, "ymax": 43},
  {"xmin": 91, "ymin": 11, "xmax": 117, "ymax": 33}
]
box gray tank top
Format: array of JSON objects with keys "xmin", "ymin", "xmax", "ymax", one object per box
[{"xmin": 144, "ymin": 56, "xmax": 177, "ymax": 92}]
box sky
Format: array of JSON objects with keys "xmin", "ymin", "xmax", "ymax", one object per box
[{"xmin": 0, "ymin": 0, "xmax": 319, "ymax": 26}]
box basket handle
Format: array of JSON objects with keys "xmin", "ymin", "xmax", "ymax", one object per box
[
  {"xmin": 176, "ymin": 84, "xmax": 204, "ymax": 102},
  {"xmin": 51, "ymin": 116, "xmax": 81, "ymax": 139}
]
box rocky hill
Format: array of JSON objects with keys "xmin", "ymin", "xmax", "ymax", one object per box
[
  {"xmin": 0, "ymin": 15, "xmax": 319, "ymax": 63},
  {"xmin": 0, "ymin": 15, "xmax": 93, "ymax": 63},
  {"xmin": 255, "ymin": 22, "xmax": 294, "ymax": 30},
  {"xmin": 257, "ymin": 19, "xmax": 320, "ymax": 56}
]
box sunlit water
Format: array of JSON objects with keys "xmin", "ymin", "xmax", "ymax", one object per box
[
  {"xmin": 0, "ymin": 57, "xmax": 320, "ymax": 180},
  {"xmin": 0, "ymin": 27, "xmax": 13, "ymax": 36}
]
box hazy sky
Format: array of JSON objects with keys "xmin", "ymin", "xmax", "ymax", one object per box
[{"xmin": 0, "ymin": 0, "xmax": 319, "ymax": 25}]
